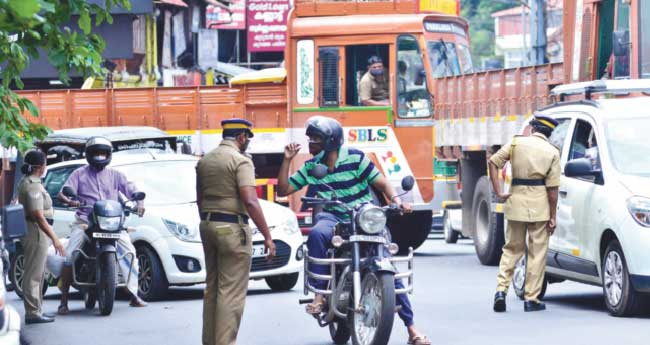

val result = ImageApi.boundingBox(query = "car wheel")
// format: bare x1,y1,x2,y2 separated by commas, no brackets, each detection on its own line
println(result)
512,255,547,301
265,272,299,291
602,240,642,317
9,247,48,299
136,245,168,301
443,211,459,244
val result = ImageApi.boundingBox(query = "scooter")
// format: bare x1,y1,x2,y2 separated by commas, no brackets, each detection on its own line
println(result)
61,186,145,316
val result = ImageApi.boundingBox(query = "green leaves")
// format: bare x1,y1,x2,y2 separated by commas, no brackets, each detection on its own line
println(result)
0,0,132,152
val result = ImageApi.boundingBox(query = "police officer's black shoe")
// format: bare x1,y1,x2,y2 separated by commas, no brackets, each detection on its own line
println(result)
493,291,506,312
25,315,55,324
524,301,546,312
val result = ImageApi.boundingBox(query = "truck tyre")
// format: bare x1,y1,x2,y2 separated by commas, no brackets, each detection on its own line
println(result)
472,176,504,265
443,210,459,244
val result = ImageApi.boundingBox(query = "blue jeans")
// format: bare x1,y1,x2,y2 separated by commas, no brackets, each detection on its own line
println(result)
306,212,415,327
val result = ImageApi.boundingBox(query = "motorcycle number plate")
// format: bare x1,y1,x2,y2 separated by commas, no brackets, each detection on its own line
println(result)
92,233,121,239
349,235,386,244
251,244,267,258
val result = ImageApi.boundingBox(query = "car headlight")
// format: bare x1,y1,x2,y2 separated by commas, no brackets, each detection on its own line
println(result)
357,205,386,234
628,196,650,227
96,216,122,231
163,219,200,242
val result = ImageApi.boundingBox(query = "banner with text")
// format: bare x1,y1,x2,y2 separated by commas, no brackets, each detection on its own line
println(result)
247,0,290,52
206,1,246,30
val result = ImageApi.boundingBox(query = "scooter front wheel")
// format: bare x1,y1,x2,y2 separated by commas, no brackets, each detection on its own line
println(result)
349,271,395,345
97,252,117,316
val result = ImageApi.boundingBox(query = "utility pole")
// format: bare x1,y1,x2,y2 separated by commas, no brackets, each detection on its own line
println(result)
529,0,547,65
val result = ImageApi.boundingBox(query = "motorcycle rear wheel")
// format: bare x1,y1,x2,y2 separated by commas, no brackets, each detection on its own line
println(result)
349,271,395,345
97,252,117,316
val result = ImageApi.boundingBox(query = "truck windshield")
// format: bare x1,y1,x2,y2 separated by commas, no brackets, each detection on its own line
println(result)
640,0,650,78
426,40,461,78
606,117,650,176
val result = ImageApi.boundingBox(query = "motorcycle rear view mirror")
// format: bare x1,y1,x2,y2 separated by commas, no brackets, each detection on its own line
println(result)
401,176,415,192
132,192,146,201
61,186,77,198
309,164,328,180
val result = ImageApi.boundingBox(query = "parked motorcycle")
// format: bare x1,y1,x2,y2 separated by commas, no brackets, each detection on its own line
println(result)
299,164,415,345
61,186,144,316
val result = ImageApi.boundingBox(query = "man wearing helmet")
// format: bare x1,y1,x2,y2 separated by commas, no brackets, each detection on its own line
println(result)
489,114,561,313
277,116,431,345
56,137,148,314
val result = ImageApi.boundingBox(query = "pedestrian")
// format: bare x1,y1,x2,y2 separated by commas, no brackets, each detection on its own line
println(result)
17,150,66,324
489,114,561,312
196,118,276,345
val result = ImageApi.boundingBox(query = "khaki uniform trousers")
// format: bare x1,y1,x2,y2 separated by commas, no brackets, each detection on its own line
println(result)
496,220,549,302
200,219,252,345
22,221,49,318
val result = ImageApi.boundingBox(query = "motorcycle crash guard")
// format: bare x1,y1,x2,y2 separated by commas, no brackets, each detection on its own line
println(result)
360,257,395,275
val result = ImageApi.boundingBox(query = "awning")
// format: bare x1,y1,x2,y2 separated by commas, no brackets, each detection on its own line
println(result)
156,0,188,7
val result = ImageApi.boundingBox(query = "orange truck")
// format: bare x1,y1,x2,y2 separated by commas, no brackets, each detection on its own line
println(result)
13,0,469,251
433,0,650,265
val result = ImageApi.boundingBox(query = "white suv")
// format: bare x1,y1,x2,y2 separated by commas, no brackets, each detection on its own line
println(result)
11,151,304,301
511,81,650,316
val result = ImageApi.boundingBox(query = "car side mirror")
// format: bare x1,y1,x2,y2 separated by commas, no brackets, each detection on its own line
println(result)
401,176,415,192
564,158,596,178
613,30,630,57
309,164,328,180
132,192,146,201
61,186,77,198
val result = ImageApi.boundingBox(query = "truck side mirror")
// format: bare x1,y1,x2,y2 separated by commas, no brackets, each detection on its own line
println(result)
414,68,426,86
613,30,630,57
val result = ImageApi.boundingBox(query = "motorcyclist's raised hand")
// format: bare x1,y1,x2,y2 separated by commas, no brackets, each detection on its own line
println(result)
264,238,276,262
284,143,301,160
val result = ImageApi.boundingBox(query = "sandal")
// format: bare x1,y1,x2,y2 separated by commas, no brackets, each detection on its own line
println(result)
407,335,431,345
57,304,69,315
305,300,325,315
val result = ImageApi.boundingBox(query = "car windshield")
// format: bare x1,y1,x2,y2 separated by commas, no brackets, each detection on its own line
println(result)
115,160,197,205
606,117,650,176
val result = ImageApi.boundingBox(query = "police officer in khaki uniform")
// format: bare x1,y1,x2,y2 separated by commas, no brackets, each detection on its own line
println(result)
359,55,390,106
17,150,66,324
489,115,560,312
196,119,276,345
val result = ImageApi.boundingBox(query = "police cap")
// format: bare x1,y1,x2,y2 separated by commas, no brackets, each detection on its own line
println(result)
530,114,559,130
221,118,254,138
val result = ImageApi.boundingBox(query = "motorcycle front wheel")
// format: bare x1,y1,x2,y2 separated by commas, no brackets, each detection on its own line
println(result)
348,272,395,345
330,317,351,345
97,252,117,316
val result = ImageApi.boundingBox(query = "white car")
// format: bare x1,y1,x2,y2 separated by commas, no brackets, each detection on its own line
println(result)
510,81,650,316
12,151,304,301
0,252,20,345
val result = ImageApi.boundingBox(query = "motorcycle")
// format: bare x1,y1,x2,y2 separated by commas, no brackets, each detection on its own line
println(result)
61,186,145,316
299,164,415,345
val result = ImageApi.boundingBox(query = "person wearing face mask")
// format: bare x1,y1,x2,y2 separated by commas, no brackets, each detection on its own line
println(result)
55,136,148,314
17,150,66,324
195,118,275,345
359,55,390,106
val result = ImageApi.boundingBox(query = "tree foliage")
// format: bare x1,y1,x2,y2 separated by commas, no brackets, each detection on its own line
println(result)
461,0,512,69
0,0,131,153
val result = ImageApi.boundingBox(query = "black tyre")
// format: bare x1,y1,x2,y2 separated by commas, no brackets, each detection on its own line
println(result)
97,252,117,316
84,287,97,309
137,245,168,301
443,211,459,244
10,248,48,299
349,272,395,345
602,240,642,316
471,176,504,265
329,318,351,345
512,256,547,300
265,272,299,291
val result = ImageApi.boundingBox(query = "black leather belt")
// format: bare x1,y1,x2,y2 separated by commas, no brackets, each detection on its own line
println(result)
512,178,545,186
200,212,249,224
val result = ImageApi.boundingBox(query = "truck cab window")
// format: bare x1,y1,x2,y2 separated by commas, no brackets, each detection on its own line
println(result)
426,40,461,78
345,44,389,106
397,35,432,118
614,0,631,79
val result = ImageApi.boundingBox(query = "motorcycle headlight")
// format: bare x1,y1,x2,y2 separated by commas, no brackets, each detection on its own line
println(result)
357,205,387,234
96,216,122,231
627,196,650,227
163,219,200,242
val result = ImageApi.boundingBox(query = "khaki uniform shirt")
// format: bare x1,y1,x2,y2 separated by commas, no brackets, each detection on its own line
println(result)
17,175,53,219
490,133,561,222
196,140,256,216
359,71,389,103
